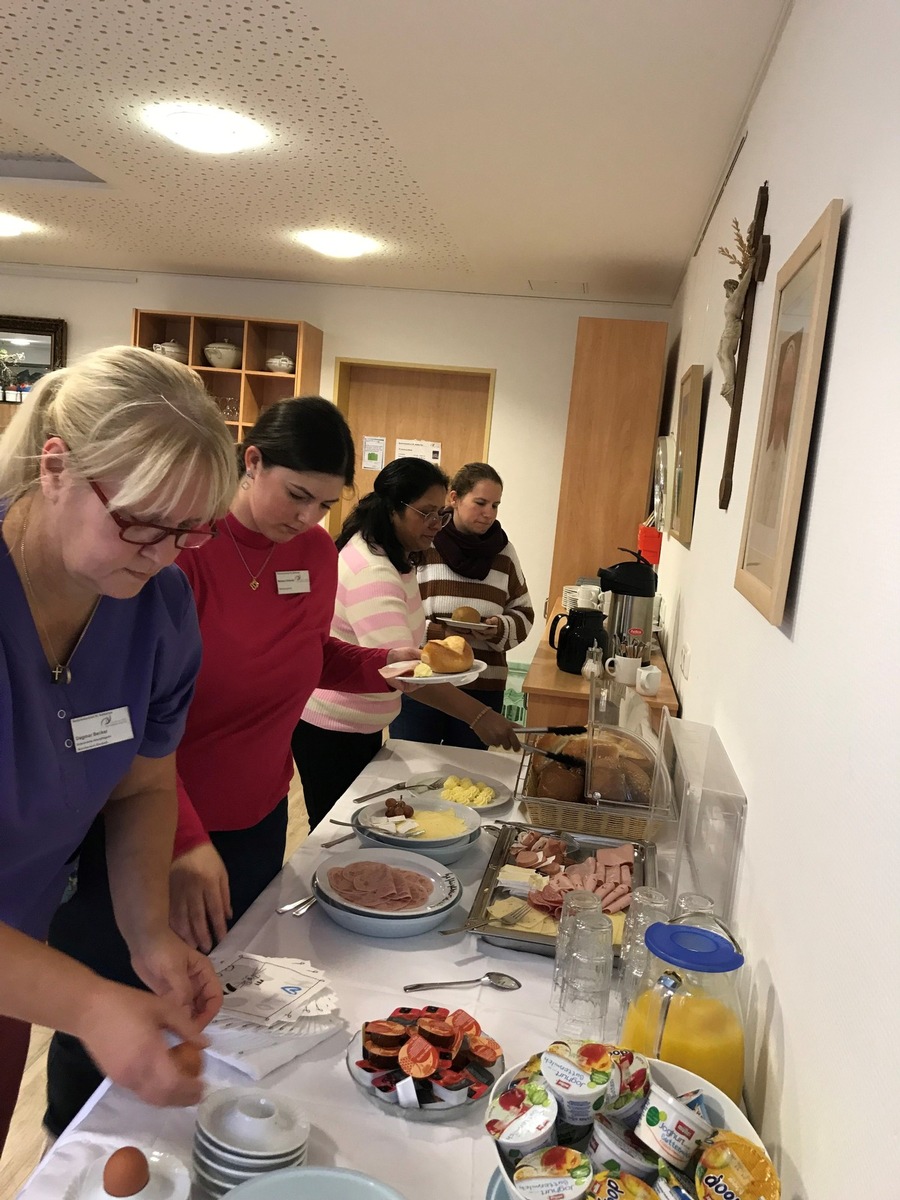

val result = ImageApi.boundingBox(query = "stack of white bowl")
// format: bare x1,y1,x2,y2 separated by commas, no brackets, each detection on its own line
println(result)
193,1086,309,1197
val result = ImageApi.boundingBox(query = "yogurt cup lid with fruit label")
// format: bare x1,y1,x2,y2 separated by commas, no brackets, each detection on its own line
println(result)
513,1147,594,1200
587,1170,657,1199
695,1132,781,1200
634,1081,713,1170
486,1078,558,1148
602,1051,651,1120
587,1114,658,1180
541,1041,614,1097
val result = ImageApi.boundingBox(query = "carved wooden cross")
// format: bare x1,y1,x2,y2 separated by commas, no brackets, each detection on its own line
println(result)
719,182,771,510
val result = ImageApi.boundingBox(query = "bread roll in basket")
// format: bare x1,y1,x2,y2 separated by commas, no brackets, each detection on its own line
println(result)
420,635,474,674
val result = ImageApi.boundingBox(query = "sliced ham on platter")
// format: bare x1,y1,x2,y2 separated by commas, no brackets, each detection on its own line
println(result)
327,860,434,912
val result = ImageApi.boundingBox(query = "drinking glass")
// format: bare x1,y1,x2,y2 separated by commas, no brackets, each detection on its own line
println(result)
555,908,613,1041
550,891,605,1010
619,886,669,1005
674,892,715,920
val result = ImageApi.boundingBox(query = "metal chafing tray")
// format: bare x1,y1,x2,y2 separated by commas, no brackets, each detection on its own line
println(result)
464,821,657,958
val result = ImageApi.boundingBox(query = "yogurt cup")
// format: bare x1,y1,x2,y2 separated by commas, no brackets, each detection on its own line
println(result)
513,1146,594,1200
695,1132,781,1200
486,1075,559,1167
588,1170,658,1199
634,1081,714,1169
602,1051,652,1129
587,1114,659,1181
541,1041,615,1127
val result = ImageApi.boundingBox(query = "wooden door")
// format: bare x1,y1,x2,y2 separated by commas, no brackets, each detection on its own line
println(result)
547,318,668,607
333,361,494,529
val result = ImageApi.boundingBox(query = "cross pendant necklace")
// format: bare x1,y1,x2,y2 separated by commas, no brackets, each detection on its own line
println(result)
19,503,101,685
225,520,276,591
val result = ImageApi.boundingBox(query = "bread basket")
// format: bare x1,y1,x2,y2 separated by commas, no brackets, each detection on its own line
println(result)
514,726,674,839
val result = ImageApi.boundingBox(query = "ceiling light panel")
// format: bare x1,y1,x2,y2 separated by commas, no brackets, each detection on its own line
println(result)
0,213,40,237
142,103,269,153
0,0,468,278
294,229,381,258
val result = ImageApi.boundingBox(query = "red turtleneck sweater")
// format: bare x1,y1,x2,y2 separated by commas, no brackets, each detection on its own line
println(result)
172,513,390,856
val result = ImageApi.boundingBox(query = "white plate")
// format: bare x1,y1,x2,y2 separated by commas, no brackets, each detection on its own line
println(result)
226,1167,409,1200
345,1028,504,1121
380,659,488,686
79,1149,190,1200
355,795,482,845
440,617,494,633
314,847,461,915
405,770,515,813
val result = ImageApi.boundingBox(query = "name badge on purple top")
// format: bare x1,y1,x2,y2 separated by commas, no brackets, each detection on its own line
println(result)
71,706,135,753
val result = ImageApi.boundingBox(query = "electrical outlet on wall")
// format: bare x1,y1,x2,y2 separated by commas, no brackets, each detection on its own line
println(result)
680,643,691,679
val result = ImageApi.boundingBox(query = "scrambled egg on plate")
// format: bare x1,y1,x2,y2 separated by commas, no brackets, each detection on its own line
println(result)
441,775,496,806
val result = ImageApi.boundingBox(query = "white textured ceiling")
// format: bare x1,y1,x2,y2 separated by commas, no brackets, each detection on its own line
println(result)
0,0,788,303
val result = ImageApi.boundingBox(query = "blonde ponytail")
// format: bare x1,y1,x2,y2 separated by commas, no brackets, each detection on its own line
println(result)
0,369,67,503
0,346,237,520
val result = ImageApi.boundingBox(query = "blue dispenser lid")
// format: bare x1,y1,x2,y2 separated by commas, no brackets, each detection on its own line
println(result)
644,922,744,973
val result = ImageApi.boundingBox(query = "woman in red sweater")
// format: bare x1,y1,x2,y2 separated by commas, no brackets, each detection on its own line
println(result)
44,397,417,1135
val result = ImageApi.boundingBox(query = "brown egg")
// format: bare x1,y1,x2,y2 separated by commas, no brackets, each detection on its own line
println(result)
102,1146,150,1197
169,1040,204,1078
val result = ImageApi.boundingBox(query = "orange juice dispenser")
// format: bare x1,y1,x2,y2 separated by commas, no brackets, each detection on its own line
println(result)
619,921,746,1103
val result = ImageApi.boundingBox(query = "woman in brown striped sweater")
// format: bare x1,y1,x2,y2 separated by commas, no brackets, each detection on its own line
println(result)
389,462,533,749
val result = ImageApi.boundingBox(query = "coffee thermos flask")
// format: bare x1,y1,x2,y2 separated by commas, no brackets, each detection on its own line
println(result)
599,549,657,666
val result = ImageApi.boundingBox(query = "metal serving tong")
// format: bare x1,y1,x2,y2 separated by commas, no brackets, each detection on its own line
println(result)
521,744,586,770
517,725,587,735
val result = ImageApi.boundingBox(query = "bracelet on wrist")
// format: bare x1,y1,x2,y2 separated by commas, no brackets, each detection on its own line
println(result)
469,704,491,730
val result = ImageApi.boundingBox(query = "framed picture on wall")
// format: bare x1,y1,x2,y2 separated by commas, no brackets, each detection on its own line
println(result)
670,364,704,547
734,198,843,625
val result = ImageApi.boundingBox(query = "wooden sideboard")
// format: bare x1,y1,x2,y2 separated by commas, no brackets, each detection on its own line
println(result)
522,602,679,733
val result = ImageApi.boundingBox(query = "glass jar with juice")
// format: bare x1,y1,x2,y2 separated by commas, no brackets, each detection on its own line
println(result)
619,922,745,1103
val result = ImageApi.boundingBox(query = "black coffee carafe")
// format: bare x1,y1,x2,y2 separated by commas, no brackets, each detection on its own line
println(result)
549,607,609,675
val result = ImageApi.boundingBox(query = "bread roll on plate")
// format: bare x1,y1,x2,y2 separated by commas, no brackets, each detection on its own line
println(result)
420,635,474,674
451,605,482,624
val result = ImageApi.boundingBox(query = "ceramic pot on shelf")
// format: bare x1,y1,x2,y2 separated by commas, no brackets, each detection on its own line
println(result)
203,339,242,369
151,340,188,363
265,353,295,374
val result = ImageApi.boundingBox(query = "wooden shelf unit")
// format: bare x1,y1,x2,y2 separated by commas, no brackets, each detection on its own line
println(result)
132,309,323,442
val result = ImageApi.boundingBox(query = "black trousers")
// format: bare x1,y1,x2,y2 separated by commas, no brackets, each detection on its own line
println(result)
389,687,505,750
291,720,383,831
44,797,288,1137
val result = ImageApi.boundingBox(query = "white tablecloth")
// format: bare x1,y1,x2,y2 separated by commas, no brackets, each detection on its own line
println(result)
19,741,561,1200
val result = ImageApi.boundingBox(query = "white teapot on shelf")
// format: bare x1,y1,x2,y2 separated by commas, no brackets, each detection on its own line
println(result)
151,340,188,363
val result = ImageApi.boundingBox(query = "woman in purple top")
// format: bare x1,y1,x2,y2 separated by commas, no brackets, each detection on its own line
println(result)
0,346,236,1154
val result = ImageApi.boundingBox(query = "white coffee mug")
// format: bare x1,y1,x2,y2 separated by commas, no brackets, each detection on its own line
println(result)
636,665,662,696
576,584,600,609
605,655,640,686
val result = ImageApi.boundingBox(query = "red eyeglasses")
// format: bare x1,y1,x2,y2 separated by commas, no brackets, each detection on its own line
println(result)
89,480,218,549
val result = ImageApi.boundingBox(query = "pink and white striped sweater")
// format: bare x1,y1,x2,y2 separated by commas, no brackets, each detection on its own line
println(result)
302,533,426,733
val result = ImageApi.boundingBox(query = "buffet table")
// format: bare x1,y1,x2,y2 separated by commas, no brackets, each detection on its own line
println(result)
19,741,563,1200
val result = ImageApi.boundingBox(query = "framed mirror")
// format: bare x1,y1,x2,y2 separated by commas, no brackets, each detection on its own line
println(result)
0,315,67,407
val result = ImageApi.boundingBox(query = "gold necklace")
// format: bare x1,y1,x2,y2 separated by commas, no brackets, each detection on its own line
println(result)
18,503,102,685
224,520,276,591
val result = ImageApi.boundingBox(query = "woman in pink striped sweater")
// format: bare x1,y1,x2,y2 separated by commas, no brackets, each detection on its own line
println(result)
296,458,520,828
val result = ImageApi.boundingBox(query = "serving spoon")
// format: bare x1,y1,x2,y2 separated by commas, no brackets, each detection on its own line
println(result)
403,970,521,993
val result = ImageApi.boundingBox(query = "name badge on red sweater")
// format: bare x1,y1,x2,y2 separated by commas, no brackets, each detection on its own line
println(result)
276,569,311,595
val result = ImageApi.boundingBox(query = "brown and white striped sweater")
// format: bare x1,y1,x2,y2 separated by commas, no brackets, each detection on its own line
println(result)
415,542,534,691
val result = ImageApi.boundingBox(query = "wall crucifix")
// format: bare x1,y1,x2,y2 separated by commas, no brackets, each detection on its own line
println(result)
717,182,771,509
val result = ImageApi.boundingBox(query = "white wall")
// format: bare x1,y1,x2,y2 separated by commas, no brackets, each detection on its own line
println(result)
657,0,900,1191
1,270,668,664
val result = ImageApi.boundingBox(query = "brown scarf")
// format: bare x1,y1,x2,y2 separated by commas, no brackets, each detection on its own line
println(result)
432,519,508,581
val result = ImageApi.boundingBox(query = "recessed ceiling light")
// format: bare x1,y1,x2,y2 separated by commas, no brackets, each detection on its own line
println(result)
0,213,40,237
142,102,269,154
293,229,381,259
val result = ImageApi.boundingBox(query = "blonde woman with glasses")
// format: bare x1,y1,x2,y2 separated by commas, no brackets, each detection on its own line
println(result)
0,346,236,1155
296,457,521,829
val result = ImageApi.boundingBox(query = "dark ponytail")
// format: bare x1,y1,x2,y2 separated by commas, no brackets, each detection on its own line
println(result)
337,457,448,574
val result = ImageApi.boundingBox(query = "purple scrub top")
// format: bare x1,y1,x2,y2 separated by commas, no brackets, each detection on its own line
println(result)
0,526,201,940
